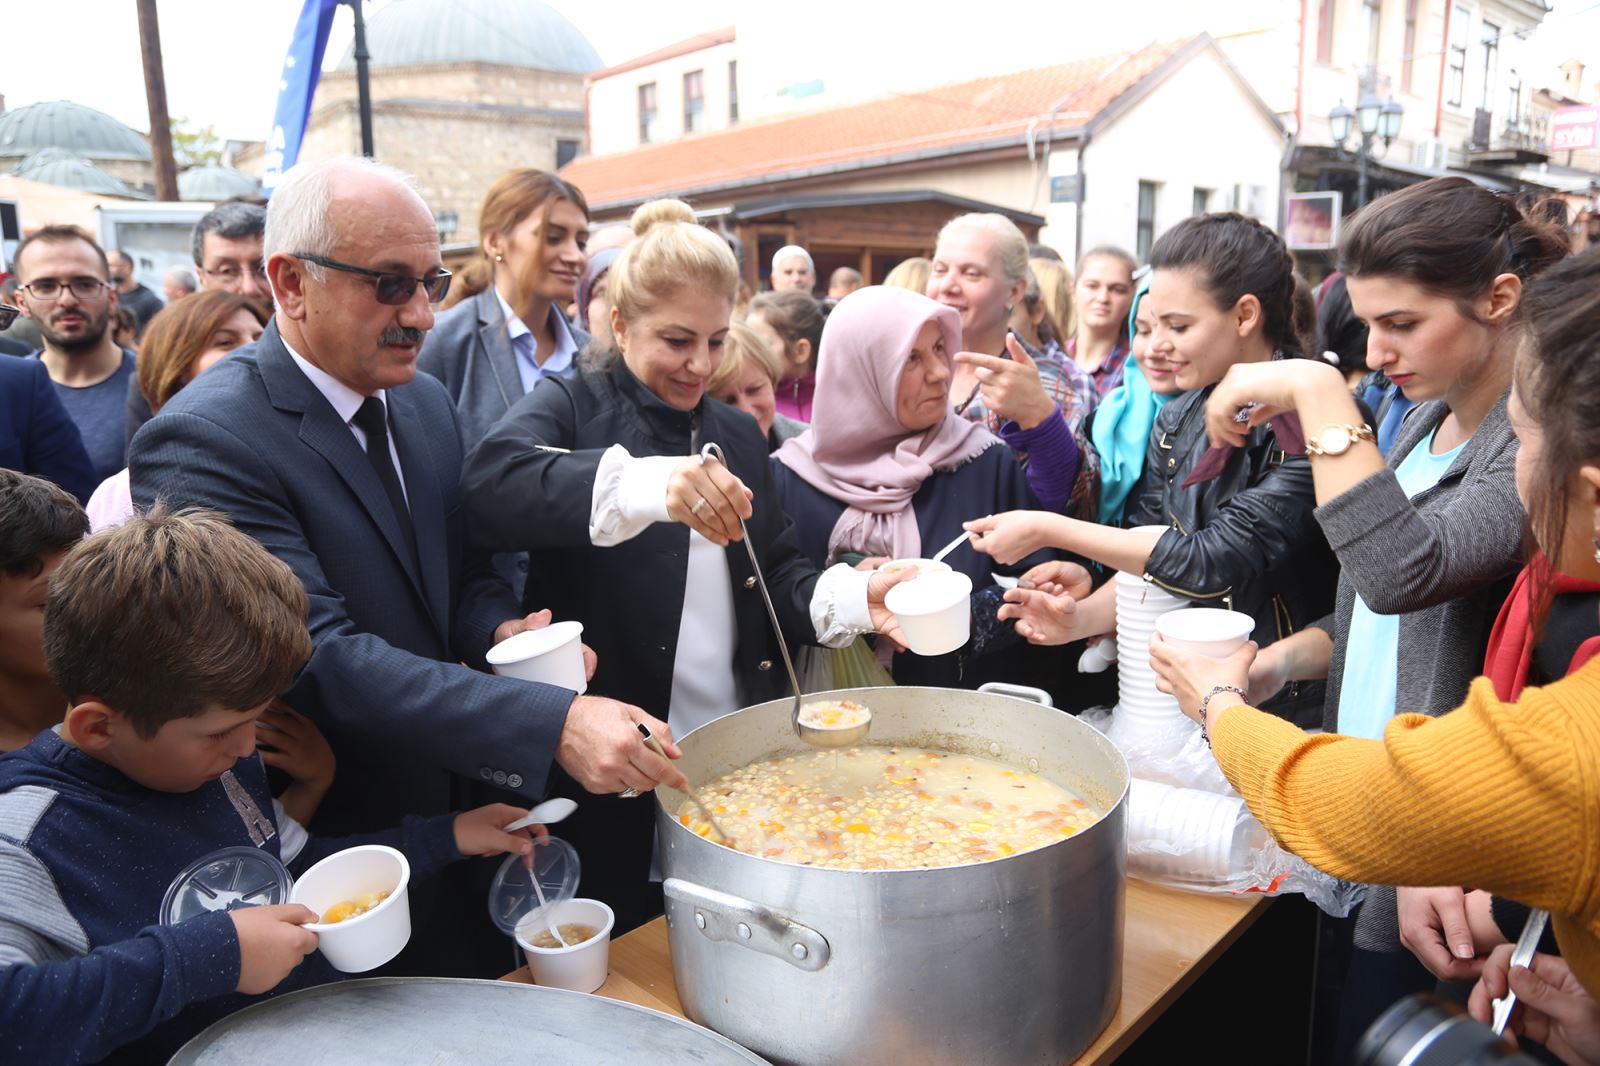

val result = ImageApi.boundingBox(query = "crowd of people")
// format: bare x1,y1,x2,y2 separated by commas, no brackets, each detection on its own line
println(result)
0,153,1597,1064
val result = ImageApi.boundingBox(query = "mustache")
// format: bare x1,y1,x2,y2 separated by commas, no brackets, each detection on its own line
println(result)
378,326,426,346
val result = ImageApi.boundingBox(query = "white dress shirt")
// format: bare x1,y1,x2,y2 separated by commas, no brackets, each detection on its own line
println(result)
495,287,579,394
285,341,408,506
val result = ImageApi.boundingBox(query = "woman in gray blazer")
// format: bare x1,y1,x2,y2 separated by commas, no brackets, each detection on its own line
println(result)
1198,176,1570,1057
418,170,592,451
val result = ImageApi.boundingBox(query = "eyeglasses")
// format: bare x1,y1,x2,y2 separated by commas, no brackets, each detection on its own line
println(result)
293,252,452,306
201,262,269,284
20,277,111,302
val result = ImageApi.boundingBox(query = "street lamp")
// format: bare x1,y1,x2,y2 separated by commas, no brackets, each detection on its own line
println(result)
1330,88,1404,208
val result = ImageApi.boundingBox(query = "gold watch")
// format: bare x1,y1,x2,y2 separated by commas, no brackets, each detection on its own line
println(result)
1305,423,1375,458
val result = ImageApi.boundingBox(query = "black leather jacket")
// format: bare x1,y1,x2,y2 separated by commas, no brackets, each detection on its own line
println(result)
1125,386,1337,724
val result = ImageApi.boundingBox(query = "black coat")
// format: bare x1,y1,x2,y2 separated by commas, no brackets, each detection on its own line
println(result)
1125,385,1337,724
462,356,818,930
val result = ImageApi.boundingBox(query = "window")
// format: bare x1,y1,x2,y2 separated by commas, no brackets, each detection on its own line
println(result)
1507,73,1522,130
1446,7,1469,107
638,82,658,144
1136,181,1158,262
1192,187,1211,216
1317,0,1335,63
1402,0,1420,92
683,69,705,134
1480,21,1499,111
728,60,739,123
1363,0,1383,64
555,139,580,170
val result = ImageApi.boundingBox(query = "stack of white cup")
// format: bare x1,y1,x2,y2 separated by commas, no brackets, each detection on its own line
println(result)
1127,778,1263,883
1110,561,1191,744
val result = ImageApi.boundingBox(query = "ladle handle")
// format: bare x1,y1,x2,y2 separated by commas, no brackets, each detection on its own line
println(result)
699,442,803,708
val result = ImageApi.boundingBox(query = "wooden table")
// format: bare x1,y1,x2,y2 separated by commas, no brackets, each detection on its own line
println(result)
503,878,1269,1064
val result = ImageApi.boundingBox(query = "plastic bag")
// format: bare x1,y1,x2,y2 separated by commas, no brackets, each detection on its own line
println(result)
797,636,895,692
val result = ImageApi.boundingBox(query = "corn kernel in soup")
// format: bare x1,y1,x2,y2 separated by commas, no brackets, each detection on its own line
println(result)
676,745,1098,870
320,890,390,924
797,698,870,730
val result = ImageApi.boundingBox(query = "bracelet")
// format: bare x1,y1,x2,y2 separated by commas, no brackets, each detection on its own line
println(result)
1197,685,1249,748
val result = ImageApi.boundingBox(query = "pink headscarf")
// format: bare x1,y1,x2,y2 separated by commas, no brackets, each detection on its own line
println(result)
775,286,998,563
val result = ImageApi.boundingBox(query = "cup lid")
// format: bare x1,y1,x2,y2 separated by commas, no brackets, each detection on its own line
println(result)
486,621,585,666
486,835,581,935
161,846,292,926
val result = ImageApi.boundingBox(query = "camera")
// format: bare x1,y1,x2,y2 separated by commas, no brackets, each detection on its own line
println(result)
1354,994,1544,1066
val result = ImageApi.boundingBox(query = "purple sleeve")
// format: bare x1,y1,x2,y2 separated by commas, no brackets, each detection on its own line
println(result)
998,407,1078,514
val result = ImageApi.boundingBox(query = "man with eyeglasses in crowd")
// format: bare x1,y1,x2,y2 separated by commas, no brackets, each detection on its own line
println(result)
129,155,687,977
105,249,166,338
11,226,136,483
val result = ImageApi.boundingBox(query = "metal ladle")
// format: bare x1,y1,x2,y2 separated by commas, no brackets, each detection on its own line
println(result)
698,442,870,748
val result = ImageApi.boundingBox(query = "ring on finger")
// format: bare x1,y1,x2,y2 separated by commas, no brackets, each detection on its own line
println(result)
619,787,641,799
691,497,708,517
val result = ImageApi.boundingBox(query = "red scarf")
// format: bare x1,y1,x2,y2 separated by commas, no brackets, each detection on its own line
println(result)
1483,553,1600,700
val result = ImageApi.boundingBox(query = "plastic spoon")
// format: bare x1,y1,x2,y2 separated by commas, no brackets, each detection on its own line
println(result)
501,797,579,835
928,529,974,565
1491,908,1550,1035
527,858,568,948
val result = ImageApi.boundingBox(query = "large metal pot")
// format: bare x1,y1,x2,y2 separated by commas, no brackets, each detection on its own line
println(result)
655,684,1129,1066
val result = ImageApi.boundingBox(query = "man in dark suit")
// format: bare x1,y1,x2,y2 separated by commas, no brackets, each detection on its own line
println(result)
128,156,686,974
0,353,97,503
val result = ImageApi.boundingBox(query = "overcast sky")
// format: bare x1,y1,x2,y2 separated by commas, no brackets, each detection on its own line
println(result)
4,0,1596,144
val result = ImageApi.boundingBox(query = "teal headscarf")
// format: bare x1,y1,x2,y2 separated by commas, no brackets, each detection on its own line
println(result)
1090,274,1174,525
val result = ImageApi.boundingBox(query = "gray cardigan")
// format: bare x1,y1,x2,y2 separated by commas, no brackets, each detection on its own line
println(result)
1311,391,1524,952
417,287,591,451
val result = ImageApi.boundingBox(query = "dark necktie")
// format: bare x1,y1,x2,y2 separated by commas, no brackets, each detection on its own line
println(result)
351,396,418,565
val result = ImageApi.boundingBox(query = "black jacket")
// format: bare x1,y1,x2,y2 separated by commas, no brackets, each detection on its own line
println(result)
1125,386,1337,724
462,357,819,931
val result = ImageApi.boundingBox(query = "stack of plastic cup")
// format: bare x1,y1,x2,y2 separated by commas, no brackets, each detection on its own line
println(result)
1110,559,1191,745
1126,778,1260,883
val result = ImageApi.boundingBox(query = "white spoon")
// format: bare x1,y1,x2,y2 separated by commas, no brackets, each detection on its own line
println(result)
929,530,974,565
501,796,578,834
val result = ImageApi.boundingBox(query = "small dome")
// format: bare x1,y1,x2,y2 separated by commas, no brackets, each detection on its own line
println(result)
335,0,602,74
178,164,261,202
11,148,138,198
0,100,152,162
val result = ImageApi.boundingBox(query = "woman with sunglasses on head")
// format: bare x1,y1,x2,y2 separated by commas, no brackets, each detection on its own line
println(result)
462,200,911,934
965,212,1337,726
418,170,591,452
1150,245,1600,1064
1186,177,1570,1054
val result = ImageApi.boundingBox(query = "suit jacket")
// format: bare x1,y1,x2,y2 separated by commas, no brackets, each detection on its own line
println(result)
417,287,591,452
0,353,97,503
127,321,574,838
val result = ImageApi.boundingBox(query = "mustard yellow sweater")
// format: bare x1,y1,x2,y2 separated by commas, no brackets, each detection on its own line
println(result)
1213,655,1600,996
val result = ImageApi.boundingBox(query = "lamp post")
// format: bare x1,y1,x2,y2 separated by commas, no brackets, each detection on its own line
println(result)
346,0,374,157
1330,87,1404,208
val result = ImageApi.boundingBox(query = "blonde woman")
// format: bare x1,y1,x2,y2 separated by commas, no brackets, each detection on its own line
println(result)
707,321,807,451
463,200,910,933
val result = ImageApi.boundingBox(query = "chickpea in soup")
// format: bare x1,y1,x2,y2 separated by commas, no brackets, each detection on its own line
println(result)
320,889,390,924
676,745,1098,869
527,922,601,950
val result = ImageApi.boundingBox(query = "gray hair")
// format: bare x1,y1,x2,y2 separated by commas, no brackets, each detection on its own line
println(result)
263,156,424,284
164,266,198,294
191,201,267,267
935,212,1029,286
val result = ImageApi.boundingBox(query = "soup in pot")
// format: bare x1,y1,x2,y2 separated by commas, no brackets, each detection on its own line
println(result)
675,745,1099,869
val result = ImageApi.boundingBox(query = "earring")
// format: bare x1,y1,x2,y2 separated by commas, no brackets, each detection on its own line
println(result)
495,254,504,263
1593,538,1599,564
1006,304,1014,313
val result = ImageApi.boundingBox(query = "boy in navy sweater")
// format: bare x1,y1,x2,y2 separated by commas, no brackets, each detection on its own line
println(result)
0,505,539,1064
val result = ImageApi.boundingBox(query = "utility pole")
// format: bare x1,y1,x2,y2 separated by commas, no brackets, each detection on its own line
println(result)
347,0,375,157
135,0,179,201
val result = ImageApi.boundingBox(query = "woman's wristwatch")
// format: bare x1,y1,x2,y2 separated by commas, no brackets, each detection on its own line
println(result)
1305,423,1375,459
1198,684,1249,747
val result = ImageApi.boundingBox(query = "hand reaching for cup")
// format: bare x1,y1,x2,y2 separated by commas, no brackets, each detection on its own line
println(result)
667,452,753,547
496,608,598,681
1148,635,1257,722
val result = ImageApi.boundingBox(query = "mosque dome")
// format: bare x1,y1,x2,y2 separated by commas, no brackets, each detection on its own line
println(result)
0,100,152,162
335,0,603,74
178,163,261,202
11,148,139,198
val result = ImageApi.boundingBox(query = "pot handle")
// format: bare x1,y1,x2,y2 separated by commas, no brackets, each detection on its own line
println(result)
977,681,1054,707
663,877,830,973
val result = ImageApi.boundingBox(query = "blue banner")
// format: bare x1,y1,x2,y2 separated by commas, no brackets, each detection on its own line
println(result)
261,0,342,195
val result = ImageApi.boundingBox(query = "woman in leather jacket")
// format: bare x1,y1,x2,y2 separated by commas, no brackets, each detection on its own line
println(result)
463,199,909,932
963,212,1336,725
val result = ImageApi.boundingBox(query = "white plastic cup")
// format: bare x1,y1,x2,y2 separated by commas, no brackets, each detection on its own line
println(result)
878,558,953,577
487,620,587,694
1155,608,1256,659
515,897,615,993
885,570,973,656
291,845,411,973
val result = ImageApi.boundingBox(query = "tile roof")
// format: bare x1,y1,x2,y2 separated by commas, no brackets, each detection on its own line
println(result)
588,27,737,81
562,38,1191,210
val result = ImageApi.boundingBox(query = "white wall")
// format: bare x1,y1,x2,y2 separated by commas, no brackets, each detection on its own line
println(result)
588,40,739,156
1043,48,1284,261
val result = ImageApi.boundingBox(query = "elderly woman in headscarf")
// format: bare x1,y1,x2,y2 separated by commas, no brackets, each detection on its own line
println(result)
771,286,1058,689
